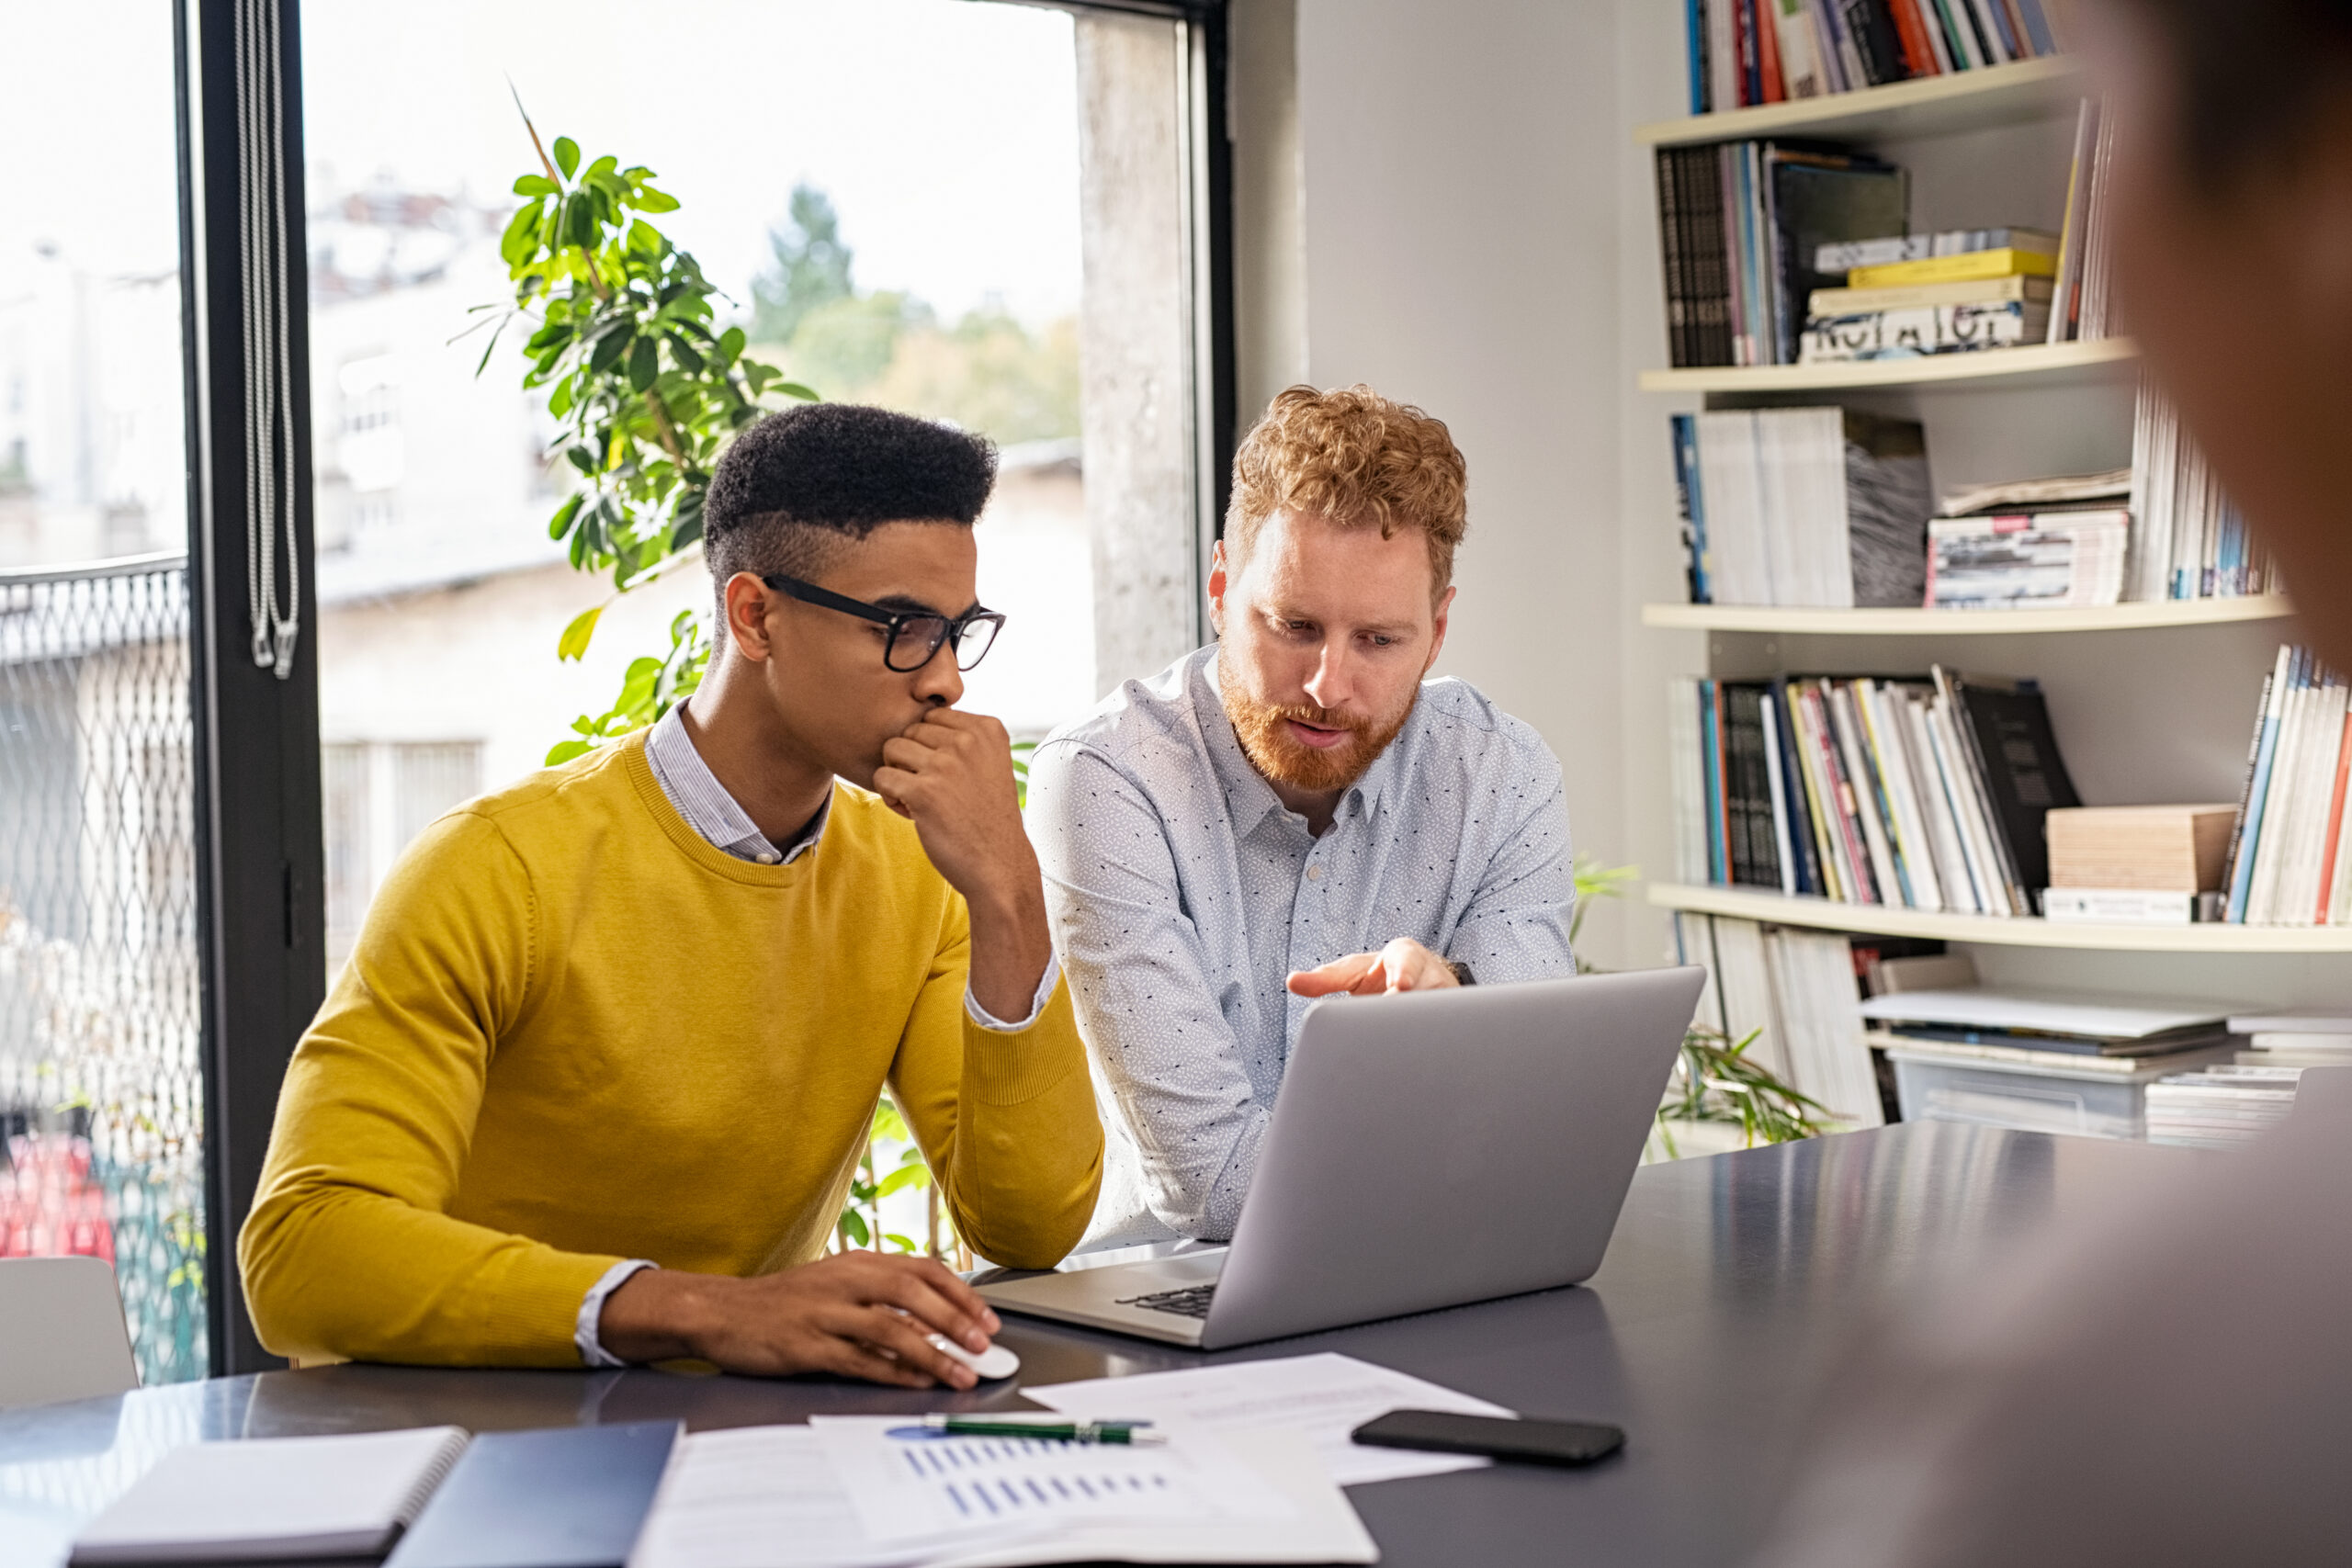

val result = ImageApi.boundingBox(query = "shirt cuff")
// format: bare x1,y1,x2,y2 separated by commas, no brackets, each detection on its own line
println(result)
575,1258,658,1368
965,952,1062,1033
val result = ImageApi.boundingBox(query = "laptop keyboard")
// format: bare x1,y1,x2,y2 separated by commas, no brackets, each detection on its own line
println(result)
1115,1284,1217,1319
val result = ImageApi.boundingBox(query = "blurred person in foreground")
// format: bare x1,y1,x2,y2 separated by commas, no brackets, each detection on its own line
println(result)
1026,385,1577,1246
1751,4,2352,1564
241,405,1101,1388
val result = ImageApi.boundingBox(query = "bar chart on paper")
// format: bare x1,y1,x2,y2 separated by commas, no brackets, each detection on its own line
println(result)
814,1418,1295,1543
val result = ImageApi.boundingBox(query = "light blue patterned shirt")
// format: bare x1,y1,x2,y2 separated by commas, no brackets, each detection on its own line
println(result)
1027,646,1576,1246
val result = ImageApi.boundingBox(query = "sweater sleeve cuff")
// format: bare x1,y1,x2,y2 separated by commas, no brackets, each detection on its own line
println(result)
961,975,1086,1105
575,1258,657,1368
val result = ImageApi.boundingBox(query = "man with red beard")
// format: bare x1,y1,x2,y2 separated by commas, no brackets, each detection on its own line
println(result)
1026,384,1576,1245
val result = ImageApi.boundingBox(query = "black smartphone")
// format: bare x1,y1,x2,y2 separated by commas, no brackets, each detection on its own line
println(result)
1351,1408,1625,1468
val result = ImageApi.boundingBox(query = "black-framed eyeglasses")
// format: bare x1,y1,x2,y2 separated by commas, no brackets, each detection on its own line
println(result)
763,573,1007,672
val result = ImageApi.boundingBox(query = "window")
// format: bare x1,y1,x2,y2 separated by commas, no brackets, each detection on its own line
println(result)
322,741,485,968
0,2,206,1382
296,0,1227,1266
300,0,1220,912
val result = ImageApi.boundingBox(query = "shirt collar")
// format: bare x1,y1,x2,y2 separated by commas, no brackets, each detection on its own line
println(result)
644,703,830,864
1193,646,1404,833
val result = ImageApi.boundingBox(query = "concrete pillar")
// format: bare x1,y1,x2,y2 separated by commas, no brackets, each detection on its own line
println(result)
1075,12,1204,694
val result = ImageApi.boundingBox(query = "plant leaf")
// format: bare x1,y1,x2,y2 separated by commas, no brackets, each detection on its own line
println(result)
876,1164,930,1198
628,334,659,392
546,739,592,766
546,492,583,541
499,202,543,267
557,604,603,661
513,174,560,197
552,135,580,179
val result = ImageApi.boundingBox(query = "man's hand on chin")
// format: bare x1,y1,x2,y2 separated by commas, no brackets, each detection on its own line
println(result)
1287,937,1462,998
594,1252,1001,1389
870,705,1054,1021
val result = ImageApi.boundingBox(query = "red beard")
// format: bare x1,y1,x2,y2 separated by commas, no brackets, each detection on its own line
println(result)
1220,673,1414,795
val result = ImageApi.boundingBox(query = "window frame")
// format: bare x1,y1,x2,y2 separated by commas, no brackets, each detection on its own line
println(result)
174,0,1236,1373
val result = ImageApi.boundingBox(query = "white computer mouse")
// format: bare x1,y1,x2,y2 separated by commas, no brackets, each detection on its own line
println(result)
929,1333,1021,1381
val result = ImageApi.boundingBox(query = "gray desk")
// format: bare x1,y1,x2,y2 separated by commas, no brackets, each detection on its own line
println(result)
0,1123,2198,1567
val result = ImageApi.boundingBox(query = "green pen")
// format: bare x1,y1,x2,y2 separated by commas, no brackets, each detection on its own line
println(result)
918,1416,1165,1446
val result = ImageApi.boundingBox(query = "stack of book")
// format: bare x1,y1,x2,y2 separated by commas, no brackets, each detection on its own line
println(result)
1801,231,2057,362
2218,648,2352,925
1668,666,2080,917
2042,804,2235,925
2144,1065,2302,1148
2128,385,2271,601
1670,911,1887,1127
1654,141,1907,368
1681,0,2067,115
1668,408,1930,605
2227,1011,2352,1063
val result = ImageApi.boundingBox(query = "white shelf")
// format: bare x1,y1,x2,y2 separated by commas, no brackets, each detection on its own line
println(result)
1638,337,2136,395
1634,57,2083,147
1649,882,2352,953
1641,596,2295,636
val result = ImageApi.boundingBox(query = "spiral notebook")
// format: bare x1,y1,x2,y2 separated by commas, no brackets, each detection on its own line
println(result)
72,1427,470,1563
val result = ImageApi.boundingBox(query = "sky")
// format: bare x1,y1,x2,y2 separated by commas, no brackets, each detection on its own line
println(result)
5,0,1084,323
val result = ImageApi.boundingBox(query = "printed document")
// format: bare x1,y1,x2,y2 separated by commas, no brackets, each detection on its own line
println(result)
808,1416,1293,1542
628,1422,1374,1568
1025,1351,1515,1486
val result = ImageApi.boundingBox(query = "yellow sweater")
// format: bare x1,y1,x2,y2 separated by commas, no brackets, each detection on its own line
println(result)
239,732,1102,1367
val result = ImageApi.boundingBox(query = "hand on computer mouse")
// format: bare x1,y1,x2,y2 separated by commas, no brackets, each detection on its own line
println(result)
928,1333,1021,1380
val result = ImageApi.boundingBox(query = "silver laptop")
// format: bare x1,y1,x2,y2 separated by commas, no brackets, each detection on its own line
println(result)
978,965,1706,1349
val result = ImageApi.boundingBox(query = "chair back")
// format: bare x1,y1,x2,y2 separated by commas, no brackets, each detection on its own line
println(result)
0,1256,140,1408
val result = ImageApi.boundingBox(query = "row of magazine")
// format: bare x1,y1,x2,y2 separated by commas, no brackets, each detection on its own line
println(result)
2224,647,2352,927
1669,395,2277,609
1668,667,2078,916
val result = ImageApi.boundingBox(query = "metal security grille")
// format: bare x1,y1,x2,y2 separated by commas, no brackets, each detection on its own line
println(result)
0,553,206,1384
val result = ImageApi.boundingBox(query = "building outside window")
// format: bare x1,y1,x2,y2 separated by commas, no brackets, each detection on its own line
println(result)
300,0,1212,981
0,0,206,1384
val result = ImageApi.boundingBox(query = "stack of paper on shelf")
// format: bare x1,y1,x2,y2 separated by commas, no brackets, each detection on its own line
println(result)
2218,648,2352,925
1669,407,1930,607
1672,912,1884,1127
1926,511,2128,610
2227,1012,2352,1061
2145,1065,2304,1148
2041,805,2237,924
1858,987,2239,1067
1668,667,2079,919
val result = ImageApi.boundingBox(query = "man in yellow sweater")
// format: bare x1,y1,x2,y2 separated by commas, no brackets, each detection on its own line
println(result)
240,404,1102,1389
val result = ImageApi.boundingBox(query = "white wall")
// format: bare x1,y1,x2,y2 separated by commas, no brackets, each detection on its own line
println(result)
1286,0,1637,964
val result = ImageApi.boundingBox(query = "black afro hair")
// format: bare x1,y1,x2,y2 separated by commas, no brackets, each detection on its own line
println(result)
702,403,997,584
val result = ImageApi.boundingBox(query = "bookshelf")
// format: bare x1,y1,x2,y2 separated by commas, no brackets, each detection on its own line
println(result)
1635,336,2135,394
1632,39,2347,1008
1634,57,2082,147
1649,883,2352,954
1641,595,2295,636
